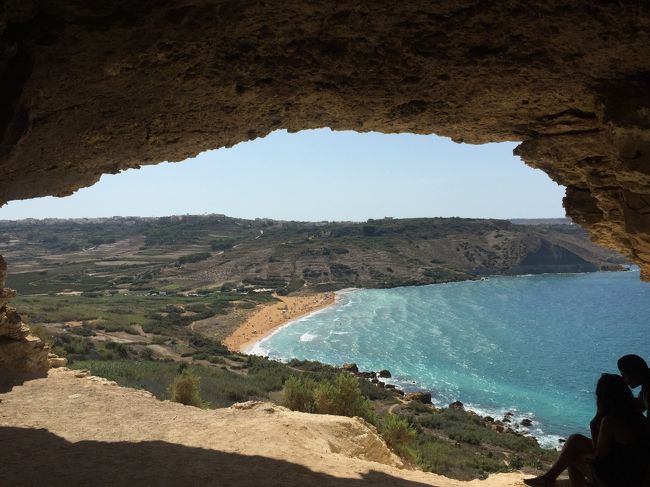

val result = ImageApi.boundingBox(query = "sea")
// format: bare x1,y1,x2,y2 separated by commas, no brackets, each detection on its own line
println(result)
248,269,650,448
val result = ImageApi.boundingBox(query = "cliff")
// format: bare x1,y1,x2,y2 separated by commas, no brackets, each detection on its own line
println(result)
0,368,535,486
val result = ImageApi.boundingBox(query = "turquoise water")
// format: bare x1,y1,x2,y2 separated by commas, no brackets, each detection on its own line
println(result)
250,270,650,447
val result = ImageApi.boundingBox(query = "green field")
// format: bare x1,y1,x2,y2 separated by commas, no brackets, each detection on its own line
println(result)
14,292,275,334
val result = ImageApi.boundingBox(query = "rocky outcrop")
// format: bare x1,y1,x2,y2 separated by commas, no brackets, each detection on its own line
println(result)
0,368,528,486
0,256,54,391
405,392,432,404
0,2,650,277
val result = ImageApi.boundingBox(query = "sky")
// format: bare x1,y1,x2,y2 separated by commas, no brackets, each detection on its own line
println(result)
0,129,566,222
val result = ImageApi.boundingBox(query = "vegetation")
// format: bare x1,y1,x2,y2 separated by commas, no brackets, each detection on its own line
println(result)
176,252,211,266
14,292,275,339
169,365,205,407
70,356,291,407
1,215,624,297
378,414,418,458
284,373,374,421
2,214,575,481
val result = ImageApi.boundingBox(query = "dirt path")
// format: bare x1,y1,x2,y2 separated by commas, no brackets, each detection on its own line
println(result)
0,370,534,486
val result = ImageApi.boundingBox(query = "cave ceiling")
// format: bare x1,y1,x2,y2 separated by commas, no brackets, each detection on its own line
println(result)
1,1,650,276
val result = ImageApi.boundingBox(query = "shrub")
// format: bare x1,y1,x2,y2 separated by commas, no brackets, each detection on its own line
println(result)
168,369,205,407
210,238,236,251
283,376,317,412
284,373,373,422
315,374,374,421
380,414,417,458
176,252,211,266
510,455,524,469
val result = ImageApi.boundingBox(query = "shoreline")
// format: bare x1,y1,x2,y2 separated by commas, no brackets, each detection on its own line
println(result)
223,291,339,353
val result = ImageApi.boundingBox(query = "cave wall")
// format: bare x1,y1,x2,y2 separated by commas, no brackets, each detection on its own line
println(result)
0,255,55,391
1,1,650,278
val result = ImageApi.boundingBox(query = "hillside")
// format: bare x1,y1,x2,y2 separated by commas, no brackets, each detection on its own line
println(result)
1,215,626,296
0,368,552,487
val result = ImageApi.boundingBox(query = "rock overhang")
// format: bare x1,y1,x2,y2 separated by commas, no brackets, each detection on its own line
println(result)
1,1,649,276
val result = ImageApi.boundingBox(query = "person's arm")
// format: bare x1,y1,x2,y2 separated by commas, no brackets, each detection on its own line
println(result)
594,416,615,458
590,412,602,449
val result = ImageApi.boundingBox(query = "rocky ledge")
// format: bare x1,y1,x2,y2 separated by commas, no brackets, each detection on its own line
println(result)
0,256,64,391
0,368,531,486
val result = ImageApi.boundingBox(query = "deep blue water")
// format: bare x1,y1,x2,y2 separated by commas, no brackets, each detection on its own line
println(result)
250,270,650,447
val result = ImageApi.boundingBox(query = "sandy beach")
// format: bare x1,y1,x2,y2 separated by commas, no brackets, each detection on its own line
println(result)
224,292,336,353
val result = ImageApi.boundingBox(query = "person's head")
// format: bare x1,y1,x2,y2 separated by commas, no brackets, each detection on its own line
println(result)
617,354,649,388
596,373,636,417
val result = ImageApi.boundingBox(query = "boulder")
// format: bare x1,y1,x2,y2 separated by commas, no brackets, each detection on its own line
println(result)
342,363,359,374
378,369,391,378
405,392,432,404
449,400,464,410
48,355,68,368
520,418,533,427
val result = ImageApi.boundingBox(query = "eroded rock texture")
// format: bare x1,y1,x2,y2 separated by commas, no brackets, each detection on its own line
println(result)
0,256,55,391
1,1,650,275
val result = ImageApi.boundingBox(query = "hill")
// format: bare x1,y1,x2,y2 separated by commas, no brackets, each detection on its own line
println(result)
1,215,627,296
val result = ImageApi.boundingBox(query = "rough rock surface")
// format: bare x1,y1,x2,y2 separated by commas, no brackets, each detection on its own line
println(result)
1,2,649,276
0,368,535,486
0,3,650,276
0,255,53,391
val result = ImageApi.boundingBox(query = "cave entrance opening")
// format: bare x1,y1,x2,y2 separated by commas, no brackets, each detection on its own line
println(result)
0,128,562,222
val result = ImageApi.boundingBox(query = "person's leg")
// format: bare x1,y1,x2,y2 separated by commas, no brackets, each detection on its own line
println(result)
524,434,593,486
567,452,592,487
546,434,593,479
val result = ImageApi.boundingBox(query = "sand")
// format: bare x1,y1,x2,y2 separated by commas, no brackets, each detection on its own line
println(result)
0,369,539,486
224,292,336,352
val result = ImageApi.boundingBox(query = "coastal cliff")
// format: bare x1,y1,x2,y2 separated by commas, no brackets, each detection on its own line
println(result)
0,368,535,487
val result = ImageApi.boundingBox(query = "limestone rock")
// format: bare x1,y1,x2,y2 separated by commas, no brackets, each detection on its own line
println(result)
0,2,650,276
48,356,68,368
405,392,432,404
0,257,51,389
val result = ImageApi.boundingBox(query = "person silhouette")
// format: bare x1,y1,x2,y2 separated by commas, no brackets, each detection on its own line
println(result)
617,354,650,423
524,374,648,487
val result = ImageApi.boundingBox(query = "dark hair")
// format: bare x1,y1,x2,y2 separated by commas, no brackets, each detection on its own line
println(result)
617,354,648,375
596,373,637,418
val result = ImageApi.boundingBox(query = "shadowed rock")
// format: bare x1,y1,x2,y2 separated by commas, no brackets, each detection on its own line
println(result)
0,2,649,276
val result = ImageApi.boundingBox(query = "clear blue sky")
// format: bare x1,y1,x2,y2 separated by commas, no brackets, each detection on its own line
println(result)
0,129,565,221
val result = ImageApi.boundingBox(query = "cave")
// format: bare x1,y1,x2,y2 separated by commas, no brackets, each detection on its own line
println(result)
1,2,650,384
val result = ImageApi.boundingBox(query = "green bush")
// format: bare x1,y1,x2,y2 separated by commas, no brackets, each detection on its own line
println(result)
284,376,316,412
315,374,374,421
284,373,373,422
176,252,211,266
380,414,417,458
169,368,205,407
210,238,236,251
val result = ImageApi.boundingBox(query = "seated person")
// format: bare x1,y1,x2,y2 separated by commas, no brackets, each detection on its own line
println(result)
618,354,650,422
524,373,648,487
